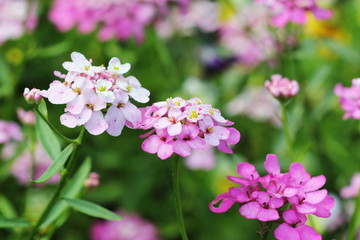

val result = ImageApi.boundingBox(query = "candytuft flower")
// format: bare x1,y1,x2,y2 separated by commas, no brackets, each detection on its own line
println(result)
23,88,43,104
138,97,240,160
36,52,149,136
334,78,360,120
265,74,300,99
209,154,334,240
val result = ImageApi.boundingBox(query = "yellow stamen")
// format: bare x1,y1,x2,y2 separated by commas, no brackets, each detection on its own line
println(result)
189,110,198,119
126,85,132,92
117,102,125,108
73,87,81,95
98,86,107,92
84,65,90,71
86,104,94,110
114,66,119,70
209,107,214,114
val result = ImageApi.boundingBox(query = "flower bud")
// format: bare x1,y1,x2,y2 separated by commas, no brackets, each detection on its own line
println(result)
265,74,299,100
23,88,42,104
84,172,100,190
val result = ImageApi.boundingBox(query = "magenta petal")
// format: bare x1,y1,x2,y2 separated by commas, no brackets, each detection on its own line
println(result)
264,154,280,175
258,208,280,222
85,111,108,135
157,142,174,160
226,128,240,144
312,8,332,20
272,12,291,27
173,140,192,157
217,140,233,154
297,203,316,214
274,223,300,240
297,225,322,240
153,117,170,129
282,209,300,225
305,189,327,204
209,193,235,213
303,175,326,192
141,135,160,154
237,162,259,180
239,202,261,219
291,9,307,25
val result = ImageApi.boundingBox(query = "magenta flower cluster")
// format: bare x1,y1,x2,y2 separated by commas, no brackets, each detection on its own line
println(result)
256,0,332,27
334,78,360,120
40,52,150,136
138,97,240,160
209,154,334,240
265,74,300,99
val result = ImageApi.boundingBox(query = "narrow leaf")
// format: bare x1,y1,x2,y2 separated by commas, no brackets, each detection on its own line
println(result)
35,101,61,160
0,195,17,218
32,144,74,184
40,157,92,228
0,218,31,228
63,198,121,221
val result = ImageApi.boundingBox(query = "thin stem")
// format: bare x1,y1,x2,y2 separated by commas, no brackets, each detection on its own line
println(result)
172,154,189,240
33,107,79,144
347,189,360,240
280,102,293,160
25,128,85,240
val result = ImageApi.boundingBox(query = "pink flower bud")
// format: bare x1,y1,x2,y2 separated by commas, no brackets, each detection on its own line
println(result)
265,74,300,99
23,88,42,104
84,172,100,190
17,108,35,125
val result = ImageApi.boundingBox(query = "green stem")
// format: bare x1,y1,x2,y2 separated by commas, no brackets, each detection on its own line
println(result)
172,155,189,240
347,190,360,240
33,107,79,144
280,102,293,160
25,128,85,240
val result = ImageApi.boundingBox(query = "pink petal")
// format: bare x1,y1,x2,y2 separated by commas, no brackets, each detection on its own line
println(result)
291,9,307,25
121,102,142,126
173,140,192,157
264,154,280,175
226,127,240,144
205,132,220,146
105,106,126,137
157,142,174,160
296,203,316,214
167,122,182,136
48,84,77,104
237,162,259,180
209,193,235,213
274,223,300,240
239,202,261,219
283,209,301,225
85,111,108,135
272,11,291,27
187,136,206,150
141,135,160,154
65,96,85,115
153,117,171,129
217,140,232,154
297,225,322,240
258,208,280,222
305,189,327,204
303,175,326,192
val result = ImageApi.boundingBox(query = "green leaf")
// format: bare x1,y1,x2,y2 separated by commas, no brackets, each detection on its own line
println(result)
32,144,74,184
35,101,61,160
0,195,17,218
40,157,92,228
63,198,121,221
0,217,32,228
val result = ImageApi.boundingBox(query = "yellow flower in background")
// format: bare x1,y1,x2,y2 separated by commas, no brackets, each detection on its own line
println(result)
5,47,24,65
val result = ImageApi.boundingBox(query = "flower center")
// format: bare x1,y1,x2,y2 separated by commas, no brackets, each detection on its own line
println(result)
114,66,119,70
84,65,91,71
126,85,132,92
73,87,81,95
86,104,94,110
98,86,107,92
174,101,181,106
117,102,125,108
206,127,213,134
189,110,198,119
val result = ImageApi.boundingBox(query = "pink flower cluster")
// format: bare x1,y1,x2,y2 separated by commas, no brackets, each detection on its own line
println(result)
340,172,360,199
91,211,160,240
0,0,38,45
265,74,300,99
334,78,360,120
219,3,280,66
2,143,59,185
0,120,23,144
39,52,150,136
138,97,240,160
256,0,333,27
49,0,168,43
209,154,334,240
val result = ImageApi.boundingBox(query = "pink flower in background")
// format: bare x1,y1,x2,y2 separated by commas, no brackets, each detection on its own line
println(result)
156,0,218,38
256,0,332,27
185,145,215,170
265,74,300,99
49,0,174,43
138,97,240,160
334,78,360,120
0,120,23,144
219,3,280,66
17,108,36,125
0,0,38,45
91,211,160,240
36,52,149,136
226,87,281,127
340,172,360,199
209,154,334,240
85,172,100,190
2,143,59,185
